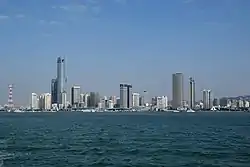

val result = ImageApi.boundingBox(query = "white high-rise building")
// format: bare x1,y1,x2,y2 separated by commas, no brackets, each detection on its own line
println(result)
84,93,90,108
39,93,52,110
132,93,140,107
108,100,114,109
31,93,39,109
156,96,168,109
61,91,67,108
245,101,249,108
44,93,51,110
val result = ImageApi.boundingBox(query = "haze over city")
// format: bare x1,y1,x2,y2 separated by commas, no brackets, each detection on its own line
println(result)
0,0,250,106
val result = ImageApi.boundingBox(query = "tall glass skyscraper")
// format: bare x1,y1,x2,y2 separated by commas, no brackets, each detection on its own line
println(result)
189,77,195,109
51,79,57,104
120,83,132,108
172,73,184,109
56,57,67,106
71,86,81,107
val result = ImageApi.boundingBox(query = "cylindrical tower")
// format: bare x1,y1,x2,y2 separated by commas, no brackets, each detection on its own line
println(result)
172,73,184,109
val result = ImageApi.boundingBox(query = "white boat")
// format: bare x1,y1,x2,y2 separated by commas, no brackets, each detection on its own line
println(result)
187,109,195,112
81,109,92,112
13,109,24,113
172,110,180,113
177,107,187,112
210,106,217,111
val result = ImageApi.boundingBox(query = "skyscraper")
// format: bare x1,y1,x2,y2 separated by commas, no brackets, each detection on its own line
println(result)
132,93,140,107
202,89,212,109
189,77,195,109
156,96,168,109
172,73,184,109
120,83,132,108
56,57,67,107
71,86,81,107
51,79,57,104
31,93,39,110
89,92,100,108
39,93,51,110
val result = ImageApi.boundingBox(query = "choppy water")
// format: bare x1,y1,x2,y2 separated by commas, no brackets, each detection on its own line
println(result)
0,112,250,167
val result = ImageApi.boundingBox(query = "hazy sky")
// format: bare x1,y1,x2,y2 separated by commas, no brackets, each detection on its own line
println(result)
0,0,250,106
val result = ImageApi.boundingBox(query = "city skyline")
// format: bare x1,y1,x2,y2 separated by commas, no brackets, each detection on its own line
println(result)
1,0,250,105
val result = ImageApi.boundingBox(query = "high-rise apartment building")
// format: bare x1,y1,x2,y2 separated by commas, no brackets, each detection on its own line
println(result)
202,89,212,109
51,79,57,104
189,77,195,109
39,93,52,110
89,92,100,108
120,83,132,108
56,57,67,106
132,93,140,107
31,93,39,110
139,96,144,106
156,96,168,109
71,86,81,107
172,73,184,109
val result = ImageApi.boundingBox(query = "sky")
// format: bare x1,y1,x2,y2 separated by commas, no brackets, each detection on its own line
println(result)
0,0,250,106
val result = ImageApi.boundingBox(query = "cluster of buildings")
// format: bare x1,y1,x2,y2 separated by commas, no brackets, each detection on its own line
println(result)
29,57,169,111
27,57,250,112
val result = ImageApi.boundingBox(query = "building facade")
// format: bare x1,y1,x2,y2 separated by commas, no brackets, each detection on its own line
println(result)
39,93,52,110
189,77,195,109
202,89,212,109
71,86,81,108
156,96,168,109
56,57,67,106
31,93,39,110
132,93,140,107
172,73,184,109
51,79,57,105
120,83,132,108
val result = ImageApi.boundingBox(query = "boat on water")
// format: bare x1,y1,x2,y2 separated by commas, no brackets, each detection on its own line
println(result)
177,107,187,112
186,109,196,112
210,106,217,111
172,110,180,113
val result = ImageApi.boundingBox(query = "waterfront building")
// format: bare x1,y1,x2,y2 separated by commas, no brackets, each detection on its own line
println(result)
245,101,249,108
139,96,144,106
89,92,100,108
39,93,51,110
213,98,220,107
109,96,117,105
189,77,195,109
172,73,184,109
56,57,67,106
202,90,212,109
31,93,39,110
71,86,81,108
238,99,244,108
132,93,140,107
51,79,57,105
116,97,120,108
108,100,114,109
61,91,67,108
151,97,157,106
120,83,132,108
84,93,90,108
156,96,168,109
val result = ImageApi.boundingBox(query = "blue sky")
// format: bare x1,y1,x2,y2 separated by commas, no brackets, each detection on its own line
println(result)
0,0,250,106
